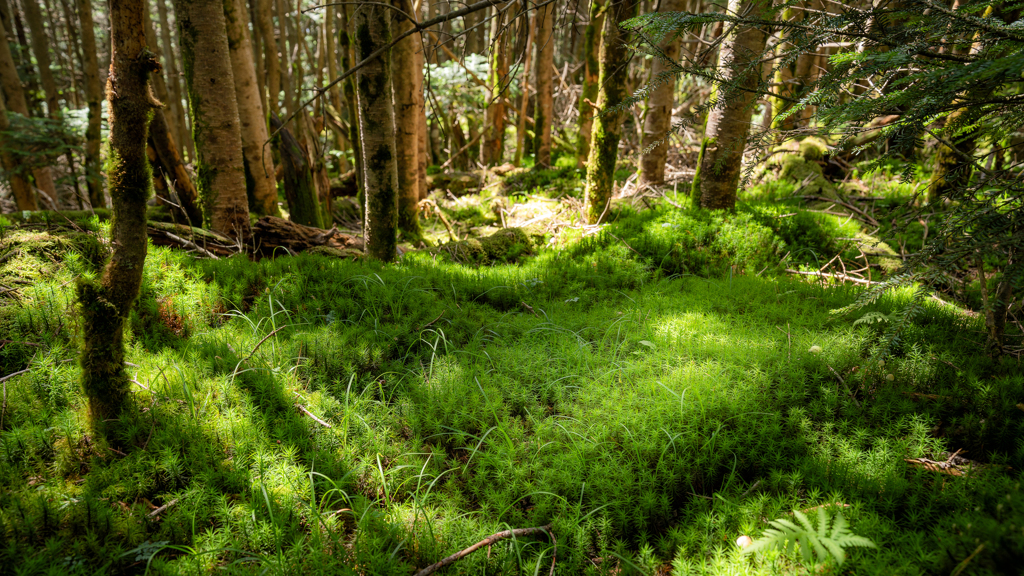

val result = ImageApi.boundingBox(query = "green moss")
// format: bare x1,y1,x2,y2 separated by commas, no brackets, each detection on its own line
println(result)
433,227,537,265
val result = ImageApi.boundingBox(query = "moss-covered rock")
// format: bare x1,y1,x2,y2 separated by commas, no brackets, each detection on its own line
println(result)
778,153,836,197
432,227,540,265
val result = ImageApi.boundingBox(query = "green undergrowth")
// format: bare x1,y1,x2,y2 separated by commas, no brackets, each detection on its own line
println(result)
0,205,1021,575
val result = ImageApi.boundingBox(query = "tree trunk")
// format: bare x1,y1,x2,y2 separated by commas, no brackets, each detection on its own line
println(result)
254,0,280,116
156,0,194,162
532,0,554,167
690,0,771,210
142,10,186,166
76,0,104,208
270,115,323,228
584,0,638,224
78,0,159,436
513,11,535,167
0,10,49,210
354,1,398,261
638,0,683,185
224,0,280,217
0,71,35,209
481,2,507,166
148,108,204,226
339,3,364,204
392,0,423,241
176,0,252,238
415,30,428,200
58,0,83,109
21,0,59,118
576,0,604,168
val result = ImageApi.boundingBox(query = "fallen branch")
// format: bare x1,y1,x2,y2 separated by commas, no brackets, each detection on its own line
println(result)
413,525,554,576
296,404,332,428
156,230,221,260
799,195,880,227
0,368,31,384
148,498,178,519
785,269,880,285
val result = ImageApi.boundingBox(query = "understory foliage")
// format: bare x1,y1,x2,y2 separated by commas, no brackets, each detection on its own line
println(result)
0,200,1022,574
625,0,1024,354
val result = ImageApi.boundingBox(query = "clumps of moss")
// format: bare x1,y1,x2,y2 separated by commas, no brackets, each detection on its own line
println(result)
433,227,538,265
766,137,837,197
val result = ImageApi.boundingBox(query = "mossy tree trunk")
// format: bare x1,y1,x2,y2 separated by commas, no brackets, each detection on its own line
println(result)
690,0,771,210
532,0,554,168
176,0,251,239
415,38,429,200
0,14,36,210
512,12,534,168
575,0,604,168
80,0,109,207
638,0,683,185
224,0,280,217
77,0,159,437
392,0,423,241
481,2,507,167
355,1,398,261
22,0,58,118
583,0,638,224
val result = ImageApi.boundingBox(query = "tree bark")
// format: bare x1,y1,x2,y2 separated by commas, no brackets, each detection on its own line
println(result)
224,0,280,217
481,2,507,166
690,0,771,210
415,23,428,200
576,0,604,168
638,0,684,185
176,0,252,239
78,0,159,437
532,0,554,167
354,1,398,261
339,3,364,204
513,11,534,167
392,0,423,241
583,0,638,224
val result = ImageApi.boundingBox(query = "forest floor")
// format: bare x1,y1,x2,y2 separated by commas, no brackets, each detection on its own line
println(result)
1,159,1022,575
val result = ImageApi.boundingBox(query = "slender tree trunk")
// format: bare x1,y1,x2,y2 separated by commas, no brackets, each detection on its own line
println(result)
339,3,364,203
143,10,185,165
354,1,398,261
0,70,35,209
176,0,252,238
148,109,203,225
576,0,604,168
690,0,771,210
415,23,429,200
22,0,59,117
532,0,554,167
270,115,323,227
513,11,534,167
393,0,423,240
156,0,194,162
254,0,280,116
78,0,159,437
224,0,280,216
638,0,683,185
76,0,104,208
58,0,83,109
481,2,507,166
583,0,638,224
1,9,51,209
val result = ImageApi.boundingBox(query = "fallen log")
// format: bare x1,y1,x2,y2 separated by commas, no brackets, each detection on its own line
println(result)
250,216,361,257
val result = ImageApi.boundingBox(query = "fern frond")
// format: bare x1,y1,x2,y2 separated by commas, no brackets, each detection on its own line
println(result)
742,510,876,566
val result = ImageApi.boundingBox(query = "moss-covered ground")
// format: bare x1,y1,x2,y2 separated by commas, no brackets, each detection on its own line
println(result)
0,180,1022,574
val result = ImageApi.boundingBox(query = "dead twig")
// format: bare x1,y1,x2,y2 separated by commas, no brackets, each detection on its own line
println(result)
148,498,178,519
785,269,880,285
413,525,554,576
296,404,332,428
